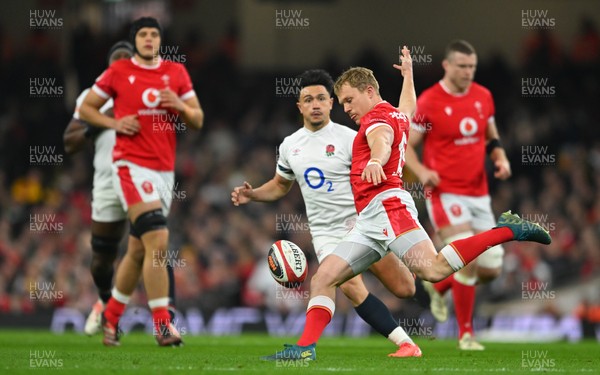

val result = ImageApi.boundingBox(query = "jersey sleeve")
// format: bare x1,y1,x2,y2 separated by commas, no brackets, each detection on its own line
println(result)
72,89,90,120
276,141,295,181
362,111,393,136
177,65,196,101
91,68,116,99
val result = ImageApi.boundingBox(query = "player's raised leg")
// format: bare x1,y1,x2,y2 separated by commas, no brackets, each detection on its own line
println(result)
392,211,551,282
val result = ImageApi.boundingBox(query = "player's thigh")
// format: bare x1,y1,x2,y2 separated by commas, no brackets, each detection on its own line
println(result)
369,253,415,298
394,238,451,281
426,192,474,234
313,251,359,289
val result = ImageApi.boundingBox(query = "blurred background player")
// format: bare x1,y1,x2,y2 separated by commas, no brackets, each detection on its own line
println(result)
406,40,511,350
262,49,550,361
63,41,180,337
79,17,204,346
231,69,422,357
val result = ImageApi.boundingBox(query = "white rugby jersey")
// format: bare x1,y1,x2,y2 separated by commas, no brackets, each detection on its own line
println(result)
73,89,115,197
277,121,357,239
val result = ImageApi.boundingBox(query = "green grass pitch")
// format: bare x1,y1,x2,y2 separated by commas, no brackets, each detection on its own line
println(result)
0,330,598,374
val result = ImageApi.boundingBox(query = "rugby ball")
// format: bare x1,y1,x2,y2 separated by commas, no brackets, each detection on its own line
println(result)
267,240,308,288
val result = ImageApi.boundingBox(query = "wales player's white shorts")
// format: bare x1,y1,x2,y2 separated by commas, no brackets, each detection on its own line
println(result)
112,160,174,217
426,192,504,269
332,188,430,275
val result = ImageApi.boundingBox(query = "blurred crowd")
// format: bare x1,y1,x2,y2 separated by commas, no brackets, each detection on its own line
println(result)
0,17,599,323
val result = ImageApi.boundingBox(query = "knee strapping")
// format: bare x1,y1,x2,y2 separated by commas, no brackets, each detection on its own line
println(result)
132,209,167,237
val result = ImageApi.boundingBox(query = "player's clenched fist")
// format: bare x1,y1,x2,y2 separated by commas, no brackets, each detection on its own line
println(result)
231,181,253,206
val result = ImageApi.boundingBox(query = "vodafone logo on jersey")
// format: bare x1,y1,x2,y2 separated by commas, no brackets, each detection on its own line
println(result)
142,88,161,108
458,117,478,137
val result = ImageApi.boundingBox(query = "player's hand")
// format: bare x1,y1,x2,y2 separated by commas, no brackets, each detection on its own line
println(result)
160,88,185,112
362,162,387,186
392,45,413,78
114,115,140,135
494,158,512,180
417,167,440,187
231,181,253,206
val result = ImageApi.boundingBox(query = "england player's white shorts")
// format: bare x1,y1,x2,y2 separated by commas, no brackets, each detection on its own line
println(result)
333,188,430,274
112,160,174,217
313,235,347,263
426,192,504,269
91,172,126,222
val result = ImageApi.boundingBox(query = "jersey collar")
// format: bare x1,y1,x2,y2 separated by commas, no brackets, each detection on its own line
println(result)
303,120,333,135
131,56,163,70
439,80,470,97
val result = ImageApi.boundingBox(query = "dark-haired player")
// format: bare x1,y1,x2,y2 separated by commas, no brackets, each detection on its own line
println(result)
232,69,422,357
64,40,181,338
405,40,511,350
79,17,204,346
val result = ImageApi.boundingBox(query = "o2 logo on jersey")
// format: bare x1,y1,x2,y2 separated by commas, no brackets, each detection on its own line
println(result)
142,88,161,108
458,117,478,137
304,167,334,192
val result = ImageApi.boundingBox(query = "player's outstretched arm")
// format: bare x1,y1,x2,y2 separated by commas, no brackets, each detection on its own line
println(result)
231,174,294,206
486,119,511,180
393,46,416,118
